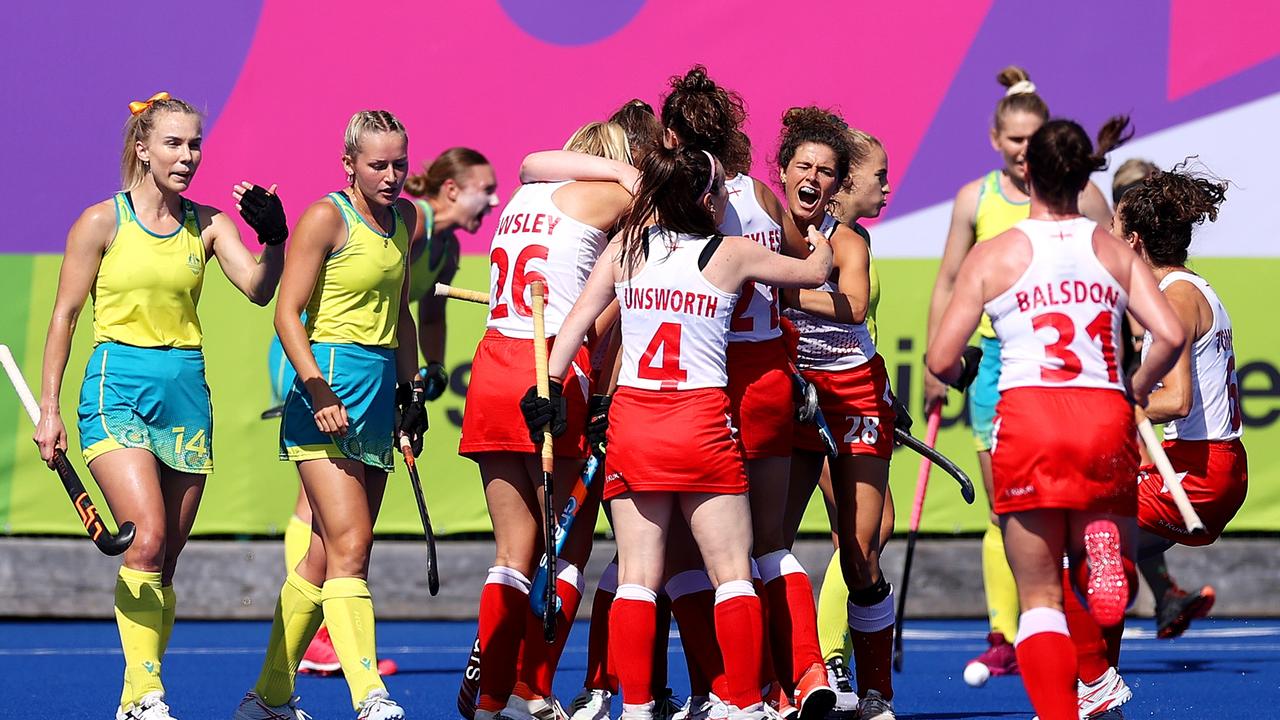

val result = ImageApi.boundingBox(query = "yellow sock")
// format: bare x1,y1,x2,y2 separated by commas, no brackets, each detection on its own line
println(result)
115,566,165,707
159,585,177,655
817,548,852,661
322,577,385,709
254,570,325,706
284,514,311,574
982,522,1019,642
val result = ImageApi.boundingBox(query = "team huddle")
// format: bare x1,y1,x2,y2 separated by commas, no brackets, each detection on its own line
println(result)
32,64,1247,720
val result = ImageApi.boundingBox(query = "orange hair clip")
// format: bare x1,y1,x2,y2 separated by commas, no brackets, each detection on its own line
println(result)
128,92,171,116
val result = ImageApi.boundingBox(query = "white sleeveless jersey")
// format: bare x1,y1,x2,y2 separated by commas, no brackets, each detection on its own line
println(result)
987,218,1127,392
782,214,877,371
486,181,608,338
720,173,783,343
1143,272,1242,441
617,229,737,390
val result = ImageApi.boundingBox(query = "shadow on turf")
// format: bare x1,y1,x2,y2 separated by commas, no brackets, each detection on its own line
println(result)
898,713,1024,719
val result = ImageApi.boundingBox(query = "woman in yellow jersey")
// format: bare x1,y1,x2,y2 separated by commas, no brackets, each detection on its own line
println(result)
922,66,1113,676
234,111,422,720
812,128,897,712
33,93,286,720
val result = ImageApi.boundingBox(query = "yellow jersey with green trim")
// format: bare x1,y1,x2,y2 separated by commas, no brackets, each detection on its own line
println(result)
406,198,458,300
852,222,880,345
974,170,1030,338
304,191,410,348
92,193,205,348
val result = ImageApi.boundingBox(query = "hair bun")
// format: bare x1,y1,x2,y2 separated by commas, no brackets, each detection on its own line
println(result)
1004,80,1037,97
997,65,1031,88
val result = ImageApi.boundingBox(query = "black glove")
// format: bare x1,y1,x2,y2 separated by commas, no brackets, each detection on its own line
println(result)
395,377,428,456
420,363,448,401
950,346,984,392
892,395,913,437
520,381,566,443
586,394,612,448
238,184,288,246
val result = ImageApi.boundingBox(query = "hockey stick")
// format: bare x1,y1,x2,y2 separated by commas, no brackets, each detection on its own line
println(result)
398,436,440,595
434,283,490,305
530,281,558,642
0,344,135,556
892,407,941,672
893,427,975,504
531,446,602,616
785,361,838,458
1135,407,1206,534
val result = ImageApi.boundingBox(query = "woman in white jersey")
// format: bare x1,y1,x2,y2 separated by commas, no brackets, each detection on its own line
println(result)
927,116,1184,720
534,145,831,720
460,122,633,720
773,107,898,720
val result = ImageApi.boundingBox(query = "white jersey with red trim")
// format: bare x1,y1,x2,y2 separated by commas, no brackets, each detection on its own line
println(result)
1143,272,1242,441
486,181,608,338
782,214,877,371
987,217,1128,392
720,173,783,343
617,229,737,390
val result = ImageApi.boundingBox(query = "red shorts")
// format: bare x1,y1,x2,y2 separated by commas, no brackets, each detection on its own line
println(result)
1137,438,1247,545
727,338,794,459
990,387,1138,515
603,387,747,500
459,329,592,459
793,355,895,459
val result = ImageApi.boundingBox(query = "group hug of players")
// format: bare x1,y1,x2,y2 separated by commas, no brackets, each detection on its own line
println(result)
30,63,1246,720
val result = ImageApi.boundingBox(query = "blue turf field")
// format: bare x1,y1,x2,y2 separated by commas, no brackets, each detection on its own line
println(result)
2,618,1276,718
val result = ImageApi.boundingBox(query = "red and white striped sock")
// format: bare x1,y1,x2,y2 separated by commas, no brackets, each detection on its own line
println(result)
517,559,585,698
477,566,531,712
714,580,764,710
610,584,658,705
759,550,823,689
1014,607,1078,720
848,585,895,700
667,570,722,698
583,562,618,692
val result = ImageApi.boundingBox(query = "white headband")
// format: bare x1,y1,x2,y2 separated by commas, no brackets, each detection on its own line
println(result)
700,150,716,196
1005,80,1037,97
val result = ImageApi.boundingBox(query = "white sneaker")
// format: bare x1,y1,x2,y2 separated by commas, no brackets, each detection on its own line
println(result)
620,700,656,720
674,695,711,720
567,688,612,720
356,689,405,720
853,690,894,720
825,657,859,716
728,702,767,720
1078,667,1132,718
706,694,730,720
501,694,569,720
231,691,312,720
121,692,177,720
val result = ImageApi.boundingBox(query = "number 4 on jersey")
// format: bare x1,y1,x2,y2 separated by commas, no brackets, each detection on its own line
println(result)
637,322,687,390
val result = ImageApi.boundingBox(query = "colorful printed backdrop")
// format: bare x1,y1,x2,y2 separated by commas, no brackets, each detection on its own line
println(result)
2,1,1278,535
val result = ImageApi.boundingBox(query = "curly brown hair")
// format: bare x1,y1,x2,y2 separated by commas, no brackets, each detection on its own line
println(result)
1117,163,1227,267
661,66,752,176
775,106,853,187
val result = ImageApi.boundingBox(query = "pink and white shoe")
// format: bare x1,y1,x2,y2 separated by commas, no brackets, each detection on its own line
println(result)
1083,520,1127,627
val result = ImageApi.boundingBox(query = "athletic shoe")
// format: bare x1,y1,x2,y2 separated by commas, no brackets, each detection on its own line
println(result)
853,690,894,720
654,689,683,720
674,695,711,720
795,662,837,720
707,694,732,720
966,631,1019,675
501,693,570,720
298,626,341,675
356,689,405,720
1156,585,1216,639
231,691,312,720
825,657,859,716
1083,520,1127,627
728,702,768,720
567,689,612,720
1077,667,1132,718
764,682,798,720
120,692,177,720
619,700,656,720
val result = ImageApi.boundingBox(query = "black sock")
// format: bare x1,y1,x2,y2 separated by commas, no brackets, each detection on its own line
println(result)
1139,553,1177,606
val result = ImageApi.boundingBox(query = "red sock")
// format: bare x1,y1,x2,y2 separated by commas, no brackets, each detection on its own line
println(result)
667,571,723,698
848,587,896,700
610,585,658,705
517,561,585,697
760,551,824,688
1063,568,1109,684
584,564,617,692
652,592,671,697
477,566,531,712
1014,608,1078,720
715,580,764,710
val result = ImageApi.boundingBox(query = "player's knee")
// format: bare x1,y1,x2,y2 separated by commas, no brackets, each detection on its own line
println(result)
324,527,373,571
124,527,167,570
